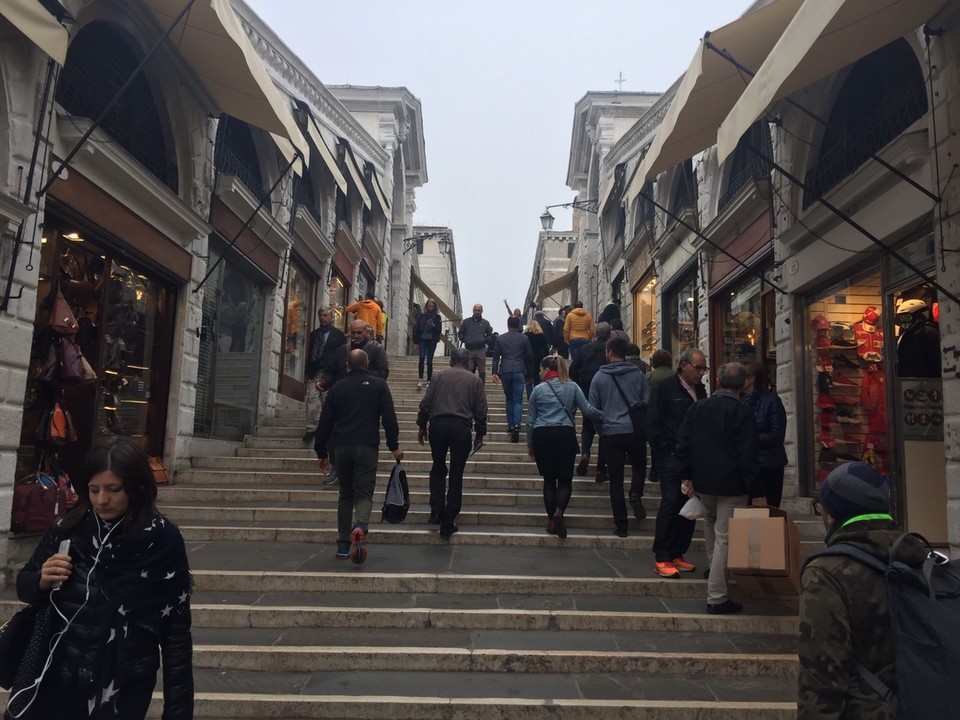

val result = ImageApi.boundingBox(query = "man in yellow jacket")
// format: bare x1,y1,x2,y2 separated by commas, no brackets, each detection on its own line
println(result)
346,292,385,340
563,301,595,360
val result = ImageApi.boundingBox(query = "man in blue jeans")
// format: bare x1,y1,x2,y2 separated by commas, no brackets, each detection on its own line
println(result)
491,315,534,443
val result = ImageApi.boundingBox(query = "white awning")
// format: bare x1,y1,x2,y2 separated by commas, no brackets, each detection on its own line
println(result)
536,269,578,304
303,112,348,194
366,164,391,212
141,0,308,161
411,272,461,323
339,141,372,210
626,0,804,201
1,0,68,64
717,0,948,164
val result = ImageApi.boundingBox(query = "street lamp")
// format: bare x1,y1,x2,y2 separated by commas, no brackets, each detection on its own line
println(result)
402,230,452,255
539,199,600,231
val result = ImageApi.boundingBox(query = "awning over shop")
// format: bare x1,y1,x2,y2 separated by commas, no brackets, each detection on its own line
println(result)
411,272,461,323
626,0,804,200
717,0,948,164
536,268,577,304
599,163,627,215
365,162,391,212
339,140,372,210
1,0,68,64
302,111,348,194
141,0,308,161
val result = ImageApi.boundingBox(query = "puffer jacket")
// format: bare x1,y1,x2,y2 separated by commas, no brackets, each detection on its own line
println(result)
15,521,193,719
740,388,788,468
345,299,384,336
563,308,595,343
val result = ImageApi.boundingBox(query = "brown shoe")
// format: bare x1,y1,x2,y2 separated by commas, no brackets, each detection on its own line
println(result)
546,517,556,535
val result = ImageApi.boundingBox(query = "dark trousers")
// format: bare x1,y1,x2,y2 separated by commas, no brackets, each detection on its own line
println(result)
652,460,695,562
428,417,472,527
418,339,438,379
761,465,785,508
604,432,647,533
580,416,607,471
532,426,578,517
335,444,379,543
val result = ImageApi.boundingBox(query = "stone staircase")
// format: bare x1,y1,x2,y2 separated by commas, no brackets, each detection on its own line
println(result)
5,356,811,718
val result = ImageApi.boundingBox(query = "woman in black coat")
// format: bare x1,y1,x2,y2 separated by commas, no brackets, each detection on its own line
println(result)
6,439,193,720
740,360,788,507
416,298,443,389
523,321,551,400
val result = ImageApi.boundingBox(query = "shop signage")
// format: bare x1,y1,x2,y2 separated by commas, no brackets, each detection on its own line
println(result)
900,379,944,441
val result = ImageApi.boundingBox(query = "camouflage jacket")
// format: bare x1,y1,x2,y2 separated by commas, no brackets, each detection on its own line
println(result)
798,518,900,720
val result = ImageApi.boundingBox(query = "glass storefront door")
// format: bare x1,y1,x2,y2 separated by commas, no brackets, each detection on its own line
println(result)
279,258,313,401
664,270,699,360
632,273,657,362
328,270,349,331
194,246,265,441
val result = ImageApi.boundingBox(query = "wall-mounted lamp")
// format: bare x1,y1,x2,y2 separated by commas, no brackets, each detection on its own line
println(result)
539,199,600,231
402,231,452,255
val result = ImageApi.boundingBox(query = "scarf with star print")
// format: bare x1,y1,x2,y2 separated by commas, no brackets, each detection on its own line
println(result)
85,511,192,718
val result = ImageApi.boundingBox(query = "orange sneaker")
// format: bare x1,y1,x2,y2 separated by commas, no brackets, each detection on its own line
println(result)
654,561,680,578
672,556,696,573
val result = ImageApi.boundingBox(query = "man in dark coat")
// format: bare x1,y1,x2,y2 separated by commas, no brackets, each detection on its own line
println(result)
321,319,389,389
303,307,346,443
570,322,611,482
647,347,708,578
677,362,765,614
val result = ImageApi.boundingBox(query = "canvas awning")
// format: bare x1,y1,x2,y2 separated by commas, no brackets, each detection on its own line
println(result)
141,0,308,161
411,272,461,323
717,0,948,163
366,163,391,212
626,0,804,201
302,111,348,194
339,141,372,210
536,269,577,304
1,0,68,64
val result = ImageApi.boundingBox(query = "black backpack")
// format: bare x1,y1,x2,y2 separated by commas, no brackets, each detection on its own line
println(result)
803,532,960,719
380,461,409,524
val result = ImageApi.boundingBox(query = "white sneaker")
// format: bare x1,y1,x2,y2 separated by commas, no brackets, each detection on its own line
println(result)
425,381,430,388
417,380,424,390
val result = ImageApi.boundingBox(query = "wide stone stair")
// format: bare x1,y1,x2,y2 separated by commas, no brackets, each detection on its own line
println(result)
6,356,812,718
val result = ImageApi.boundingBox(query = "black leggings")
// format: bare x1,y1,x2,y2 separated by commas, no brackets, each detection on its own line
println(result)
532,425,578,516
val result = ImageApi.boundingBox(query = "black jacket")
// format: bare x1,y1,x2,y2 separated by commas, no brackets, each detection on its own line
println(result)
416,311,443,343
741,388,788,468
322,339,389,388
569,338,606,394
305,325,346,379
646,372,707,467
314,369,399,458
16,520,193,719
525,332,550,370
675,390,762,498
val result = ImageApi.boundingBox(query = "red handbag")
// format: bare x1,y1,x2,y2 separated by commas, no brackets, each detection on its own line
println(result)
10,473,68,534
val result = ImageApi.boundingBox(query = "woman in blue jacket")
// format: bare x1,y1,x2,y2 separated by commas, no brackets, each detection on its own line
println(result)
526,355,602,538
740,359,788,507
416,298,442,389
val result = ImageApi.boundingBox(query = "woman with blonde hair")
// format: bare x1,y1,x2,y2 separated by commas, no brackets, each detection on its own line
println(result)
523,319,550,400
526,355,602,538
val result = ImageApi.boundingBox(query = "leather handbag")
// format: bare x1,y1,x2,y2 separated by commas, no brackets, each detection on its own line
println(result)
0,603,40,689
149,456,170,484
45,402,77,446
10,472,69,534
35,343,60,385
49,288,79,335
60,338,95,382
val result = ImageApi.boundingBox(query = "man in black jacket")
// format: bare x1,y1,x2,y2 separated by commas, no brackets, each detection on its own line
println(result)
321,320,390,390
677,362,765,614
303,307,346,443
570,322,611,482
459,303,494,384
647,347,708,578
315,349,402,563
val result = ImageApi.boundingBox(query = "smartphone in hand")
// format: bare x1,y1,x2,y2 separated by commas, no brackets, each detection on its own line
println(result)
54,539,71,588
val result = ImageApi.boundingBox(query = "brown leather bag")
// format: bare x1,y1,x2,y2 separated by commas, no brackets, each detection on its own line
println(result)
148,456,170,484
49,289,78,335
60,339,96,383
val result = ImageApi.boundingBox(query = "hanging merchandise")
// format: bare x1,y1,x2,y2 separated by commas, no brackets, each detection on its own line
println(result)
812,314,831,350
48,288,78,335
895,298,941,378
59,337,96,383
854,305,884,363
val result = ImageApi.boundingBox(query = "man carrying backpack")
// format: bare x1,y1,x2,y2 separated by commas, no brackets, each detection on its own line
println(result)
800,462,910,718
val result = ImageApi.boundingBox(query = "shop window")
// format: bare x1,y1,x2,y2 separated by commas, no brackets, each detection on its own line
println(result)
215,117,270,210
718,122,772,213
804,39,928,208
669,159,696,216
633,181,655,237
335,189,351,230
665,270,699,360
719,277,763,366
632,274,657,361
281,260,312,397
328,271,348,331
56,23,177,192
806,268,886,493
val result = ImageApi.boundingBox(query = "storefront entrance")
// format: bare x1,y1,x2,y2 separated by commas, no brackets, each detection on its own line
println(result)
279,258,314,401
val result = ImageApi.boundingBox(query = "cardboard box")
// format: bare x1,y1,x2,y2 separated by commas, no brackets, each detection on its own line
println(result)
727,506,802,596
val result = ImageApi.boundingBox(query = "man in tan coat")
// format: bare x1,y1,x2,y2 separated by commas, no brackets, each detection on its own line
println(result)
563,301,595,360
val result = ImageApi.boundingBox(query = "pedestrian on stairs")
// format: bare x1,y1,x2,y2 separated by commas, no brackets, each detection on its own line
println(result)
417,348,487,539
303,307,346,444
416,298,443,390
458,304,493,384
570,322,612,484
315,349,403,563
526,354,602,539
491,315,535,443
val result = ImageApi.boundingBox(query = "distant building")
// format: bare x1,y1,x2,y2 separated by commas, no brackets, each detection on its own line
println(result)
409,226,462,356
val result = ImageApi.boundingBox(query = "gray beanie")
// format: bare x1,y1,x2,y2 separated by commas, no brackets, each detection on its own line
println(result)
819,462,890,521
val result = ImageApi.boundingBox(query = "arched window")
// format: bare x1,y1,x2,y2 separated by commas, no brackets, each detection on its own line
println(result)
56,23,177,192
669,159,696,216
719,122,772,212
293,169,317,220
804,38,927,208
215,117,269,210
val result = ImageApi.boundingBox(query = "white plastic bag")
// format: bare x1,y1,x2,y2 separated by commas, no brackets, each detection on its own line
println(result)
680,495,708,520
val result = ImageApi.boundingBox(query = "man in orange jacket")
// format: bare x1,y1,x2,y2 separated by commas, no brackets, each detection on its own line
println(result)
346,292,385,341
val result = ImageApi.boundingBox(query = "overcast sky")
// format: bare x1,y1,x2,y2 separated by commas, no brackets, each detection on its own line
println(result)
246,0,749,332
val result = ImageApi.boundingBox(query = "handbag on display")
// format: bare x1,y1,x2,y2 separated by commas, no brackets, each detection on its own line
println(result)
149,456,170,484
49,288,79,335
41,401,77,446
10,471,70,534
60,338,96,383
35,343,60,385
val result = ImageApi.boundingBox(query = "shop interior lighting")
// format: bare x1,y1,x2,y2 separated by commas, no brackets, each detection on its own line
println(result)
64,232,83,242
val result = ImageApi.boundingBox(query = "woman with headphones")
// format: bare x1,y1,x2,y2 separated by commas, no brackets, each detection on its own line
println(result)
6,438,193,719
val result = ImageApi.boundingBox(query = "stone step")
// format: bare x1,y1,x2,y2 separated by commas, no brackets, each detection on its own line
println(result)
146,692,797,719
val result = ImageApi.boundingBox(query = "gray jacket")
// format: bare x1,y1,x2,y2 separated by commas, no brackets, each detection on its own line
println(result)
589,361,650,436
492,330,534,377
459,316,493,350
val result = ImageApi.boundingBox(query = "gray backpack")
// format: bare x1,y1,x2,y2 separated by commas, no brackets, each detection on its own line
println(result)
804,532,960,719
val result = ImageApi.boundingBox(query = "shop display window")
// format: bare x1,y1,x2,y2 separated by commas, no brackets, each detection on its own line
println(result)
328,271,348,331
632,274,657,360
806,268,887,492
666,271,699,360
719,277,762,367
282,261,311,383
